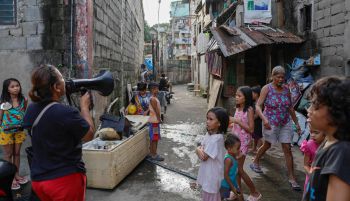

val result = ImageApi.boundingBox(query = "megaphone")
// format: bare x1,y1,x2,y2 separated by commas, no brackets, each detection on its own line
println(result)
65,70,114,96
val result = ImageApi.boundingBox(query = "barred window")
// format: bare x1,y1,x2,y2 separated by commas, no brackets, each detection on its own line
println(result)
0,0,16,25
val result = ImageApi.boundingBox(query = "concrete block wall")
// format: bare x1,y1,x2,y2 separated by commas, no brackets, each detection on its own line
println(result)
0,0,68,94
313,0,348,76
93,0,144,107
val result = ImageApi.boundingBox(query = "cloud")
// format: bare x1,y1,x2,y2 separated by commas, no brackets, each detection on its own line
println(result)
143,0,171,26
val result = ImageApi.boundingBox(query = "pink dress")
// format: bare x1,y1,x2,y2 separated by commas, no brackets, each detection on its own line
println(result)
300,139,319,191
231,109,251,155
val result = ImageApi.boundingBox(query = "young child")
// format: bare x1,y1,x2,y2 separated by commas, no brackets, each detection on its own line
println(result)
300,126,325,192
251,86,262,154
0,78,28,190
220,134,243,201
231,86,261,201
303,76,350,201
148,82,164,161
196,107,228,201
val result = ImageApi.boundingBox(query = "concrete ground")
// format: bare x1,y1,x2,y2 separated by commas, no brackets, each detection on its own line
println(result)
1,84,305,201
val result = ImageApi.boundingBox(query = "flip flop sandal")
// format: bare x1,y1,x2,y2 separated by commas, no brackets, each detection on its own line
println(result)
247,193,262,201
249,163,263,173
288,180,301,191
11,181,20,190
151,154,164,161
16,177,29,185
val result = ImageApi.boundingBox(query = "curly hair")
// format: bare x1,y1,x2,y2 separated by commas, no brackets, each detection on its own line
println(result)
29,64,60,103
309,76,350,141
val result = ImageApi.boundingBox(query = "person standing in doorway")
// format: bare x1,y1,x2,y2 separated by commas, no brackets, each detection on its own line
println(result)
250,66,302,191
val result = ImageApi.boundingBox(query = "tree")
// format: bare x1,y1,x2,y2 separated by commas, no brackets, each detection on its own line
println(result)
144,21,152,43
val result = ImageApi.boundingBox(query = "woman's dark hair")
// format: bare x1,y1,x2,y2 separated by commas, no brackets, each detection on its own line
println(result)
137,82,147,91
224,134,240,149
1,78,25,103
309,76,350,141
236,86,253,112
29,64,60,103
207,107,229,134
251,86,261,96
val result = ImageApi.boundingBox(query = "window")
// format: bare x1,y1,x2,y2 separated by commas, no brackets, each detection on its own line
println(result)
300,4,312,31
0,0,16,25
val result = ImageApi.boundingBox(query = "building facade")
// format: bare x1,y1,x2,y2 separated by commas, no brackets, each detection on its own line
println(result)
0,0,144,122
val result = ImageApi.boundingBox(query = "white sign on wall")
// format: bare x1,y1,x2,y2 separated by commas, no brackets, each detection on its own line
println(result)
244,0,272,24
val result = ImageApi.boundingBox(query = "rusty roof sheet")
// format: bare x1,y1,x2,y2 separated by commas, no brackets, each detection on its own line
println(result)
211,25,304,57
211,26,255,57
240,27,304,45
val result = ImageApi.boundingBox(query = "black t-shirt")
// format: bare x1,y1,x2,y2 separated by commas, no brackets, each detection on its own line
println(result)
302,141,350,201
23,102,90,181
159,78,167,91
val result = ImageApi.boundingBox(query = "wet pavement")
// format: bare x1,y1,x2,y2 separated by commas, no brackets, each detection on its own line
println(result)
1,84,305,201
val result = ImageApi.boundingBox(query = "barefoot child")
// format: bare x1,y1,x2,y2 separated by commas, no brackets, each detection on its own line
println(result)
148,82,164,161
231,86,261,201
0,78,28,190
220,134,243,201
300,126,325,191
196,107,228,201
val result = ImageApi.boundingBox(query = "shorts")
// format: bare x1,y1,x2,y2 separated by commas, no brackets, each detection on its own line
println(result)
0,131,26,145
149,123,160,141
32,173,86,201
263,121,293,144
220,187,231,199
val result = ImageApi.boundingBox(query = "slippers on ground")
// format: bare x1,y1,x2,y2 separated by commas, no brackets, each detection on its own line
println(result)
249,163,263,173
11,181,20,190
288,180,301,191
16,177,29,185
247,193,262,201
151,154,164,161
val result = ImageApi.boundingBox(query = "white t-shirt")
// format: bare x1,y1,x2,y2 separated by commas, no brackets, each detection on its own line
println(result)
197,133,225,193
141,70,147,82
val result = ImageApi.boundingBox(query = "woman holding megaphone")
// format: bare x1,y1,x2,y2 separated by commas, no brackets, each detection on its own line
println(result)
23,64,94,201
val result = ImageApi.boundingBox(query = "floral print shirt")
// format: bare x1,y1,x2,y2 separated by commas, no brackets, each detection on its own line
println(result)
263,84,291,127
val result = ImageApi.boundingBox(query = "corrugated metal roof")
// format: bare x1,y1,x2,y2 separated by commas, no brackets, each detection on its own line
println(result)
211,26,255,57
211,25,304,57
240,27,304,45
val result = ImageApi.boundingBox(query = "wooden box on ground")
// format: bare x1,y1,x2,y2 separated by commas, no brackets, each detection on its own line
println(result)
82,127,149,189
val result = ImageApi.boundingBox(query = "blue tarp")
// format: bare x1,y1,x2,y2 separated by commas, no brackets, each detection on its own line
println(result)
144,58,153,71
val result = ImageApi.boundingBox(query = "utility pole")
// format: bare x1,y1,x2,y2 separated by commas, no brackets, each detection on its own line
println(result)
156,0,161,81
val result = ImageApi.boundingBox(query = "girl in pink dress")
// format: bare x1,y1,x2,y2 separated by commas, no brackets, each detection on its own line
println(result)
230,86,261,201
300,126,325,191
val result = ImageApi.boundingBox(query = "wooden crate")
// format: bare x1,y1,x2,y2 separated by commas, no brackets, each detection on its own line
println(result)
82,127,149,189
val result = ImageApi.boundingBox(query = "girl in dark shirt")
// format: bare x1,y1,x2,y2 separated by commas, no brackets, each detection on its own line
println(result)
303,76,350,201
23,65,94,201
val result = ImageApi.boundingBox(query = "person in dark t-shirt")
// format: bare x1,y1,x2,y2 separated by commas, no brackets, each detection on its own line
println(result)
302,76,350,201
23,65,94,201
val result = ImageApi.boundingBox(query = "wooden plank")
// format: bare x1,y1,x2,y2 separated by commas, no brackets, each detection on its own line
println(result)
208,78,223,109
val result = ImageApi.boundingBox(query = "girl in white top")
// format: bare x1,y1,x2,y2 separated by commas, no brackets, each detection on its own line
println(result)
196,107,229,201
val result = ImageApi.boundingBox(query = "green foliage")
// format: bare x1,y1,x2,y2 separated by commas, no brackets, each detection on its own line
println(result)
144,21,152,43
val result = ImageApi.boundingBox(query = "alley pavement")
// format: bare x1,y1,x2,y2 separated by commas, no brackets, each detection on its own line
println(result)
1,85,305,201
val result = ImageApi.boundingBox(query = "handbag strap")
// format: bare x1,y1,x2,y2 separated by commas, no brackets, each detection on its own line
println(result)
31,102,58,134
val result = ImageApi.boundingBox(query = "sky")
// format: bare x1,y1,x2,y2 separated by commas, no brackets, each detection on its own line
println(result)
143,0,171,26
